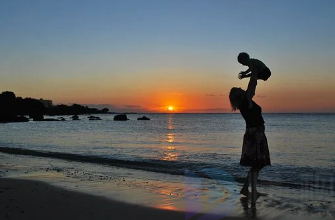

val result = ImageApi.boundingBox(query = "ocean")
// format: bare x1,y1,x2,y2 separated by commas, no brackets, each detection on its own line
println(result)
0,113,334,217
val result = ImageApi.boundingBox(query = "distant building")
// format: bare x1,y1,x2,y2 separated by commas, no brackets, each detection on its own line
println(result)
39,99,53,107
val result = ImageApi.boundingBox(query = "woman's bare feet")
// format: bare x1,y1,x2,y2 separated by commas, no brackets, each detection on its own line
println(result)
240,188,267,197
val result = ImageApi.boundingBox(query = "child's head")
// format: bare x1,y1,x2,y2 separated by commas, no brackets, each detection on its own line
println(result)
237,52,250,65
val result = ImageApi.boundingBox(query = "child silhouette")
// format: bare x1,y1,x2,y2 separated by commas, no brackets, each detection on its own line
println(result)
238,52,271,81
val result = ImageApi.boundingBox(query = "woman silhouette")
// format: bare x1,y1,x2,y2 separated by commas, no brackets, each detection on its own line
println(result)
229,75,271,198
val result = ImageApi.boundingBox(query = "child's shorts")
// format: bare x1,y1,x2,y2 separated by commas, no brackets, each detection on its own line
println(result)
258,68,271,81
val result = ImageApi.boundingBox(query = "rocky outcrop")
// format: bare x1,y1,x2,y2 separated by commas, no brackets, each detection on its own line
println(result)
113,114,129,121
137,116,150,120
0,115,29,123
72,115,80,120
88,116,101,120
43,118,61,121
31,114,44,121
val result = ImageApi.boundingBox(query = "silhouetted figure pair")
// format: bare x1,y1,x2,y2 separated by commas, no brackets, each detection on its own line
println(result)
230,52,272,204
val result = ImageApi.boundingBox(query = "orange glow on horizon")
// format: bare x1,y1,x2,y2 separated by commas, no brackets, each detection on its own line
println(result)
13,75,335,113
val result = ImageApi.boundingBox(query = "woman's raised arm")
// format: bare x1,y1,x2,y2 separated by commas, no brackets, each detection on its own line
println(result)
246,76,257,105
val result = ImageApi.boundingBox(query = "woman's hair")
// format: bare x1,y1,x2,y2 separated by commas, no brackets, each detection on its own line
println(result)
229,87,245,111
237,52,250,64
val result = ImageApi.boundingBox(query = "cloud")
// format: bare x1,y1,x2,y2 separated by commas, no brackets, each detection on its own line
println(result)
124,105,141,108
183,108,228,113
83,104,148,113
80,104,116,109
202,108,228,111
171,92,183,96
206,94,227,97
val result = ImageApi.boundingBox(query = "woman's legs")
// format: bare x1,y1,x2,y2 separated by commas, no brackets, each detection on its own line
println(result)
254,168,267,196
240,167,263,197
240,168,253,196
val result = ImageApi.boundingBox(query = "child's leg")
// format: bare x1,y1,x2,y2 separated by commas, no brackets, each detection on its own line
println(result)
258,68,271,81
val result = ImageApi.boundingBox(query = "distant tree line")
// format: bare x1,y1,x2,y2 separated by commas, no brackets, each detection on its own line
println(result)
0,91,109,122
47,104,109,116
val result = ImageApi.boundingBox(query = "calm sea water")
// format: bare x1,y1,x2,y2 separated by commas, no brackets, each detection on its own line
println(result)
0,113,334,191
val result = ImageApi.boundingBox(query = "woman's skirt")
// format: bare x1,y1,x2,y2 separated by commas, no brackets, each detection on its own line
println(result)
240,125,271,169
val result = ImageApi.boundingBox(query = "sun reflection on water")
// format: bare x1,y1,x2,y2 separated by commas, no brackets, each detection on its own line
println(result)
161,115,179,161
166,133,175,143
162,152,179,161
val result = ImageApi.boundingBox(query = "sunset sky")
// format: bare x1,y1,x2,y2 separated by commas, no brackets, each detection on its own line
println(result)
1,0,334,113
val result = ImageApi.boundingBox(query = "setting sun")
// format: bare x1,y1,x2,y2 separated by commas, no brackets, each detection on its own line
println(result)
168,106,174,111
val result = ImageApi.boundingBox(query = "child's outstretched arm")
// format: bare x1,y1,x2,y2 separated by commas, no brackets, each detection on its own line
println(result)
243,60,256,76
240,65,258,80
239,72,252,79
244,67,251,74
243,72,252,78
240,67,251,75
239,62,253,79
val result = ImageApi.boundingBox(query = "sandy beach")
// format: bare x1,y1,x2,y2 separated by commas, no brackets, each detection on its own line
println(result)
1,151,334,220
0,176,332,220
0,178,248,220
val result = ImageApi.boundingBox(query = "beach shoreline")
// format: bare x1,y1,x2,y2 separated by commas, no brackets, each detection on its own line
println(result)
2,177,266,220
1,177,332,220
1,151,334,220
0,177,187,220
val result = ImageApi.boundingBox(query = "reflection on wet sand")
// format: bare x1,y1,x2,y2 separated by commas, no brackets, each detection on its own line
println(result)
240,196,257,218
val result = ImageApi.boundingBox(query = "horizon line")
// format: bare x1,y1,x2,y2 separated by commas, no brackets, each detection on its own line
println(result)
106,112,335,114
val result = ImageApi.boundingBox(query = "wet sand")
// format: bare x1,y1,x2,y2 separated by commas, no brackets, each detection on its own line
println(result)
1,177,333,220
1,153,334,220
0,178,244,220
